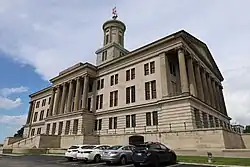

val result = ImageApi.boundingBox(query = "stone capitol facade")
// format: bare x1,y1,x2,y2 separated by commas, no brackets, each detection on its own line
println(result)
15,15,244,150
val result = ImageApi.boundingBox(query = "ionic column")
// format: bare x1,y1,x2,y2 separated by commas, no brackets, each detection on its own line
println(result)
187,56,197,97
53,86,62,115
211,79,219,110
159,52,172,97
74,77,81,111
66,80,74,113
207,75,215,107
177,47,189,94
59,83,68,114
82,75,89,109
49,88,56,116
194,63,205,101
201,69,210,104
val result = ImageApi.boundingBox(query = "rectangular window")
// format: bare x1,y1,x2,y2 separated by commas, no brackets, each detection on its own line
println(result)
98,119,102,130
58,122,63,135
31,129,35,136
110,92,113,107
170,62,176,76
36,101,40,108
144,63,149,76
65,121,70,135
42,99,46,107
73,119,79,134
131,114,136,127
101,79,104,89
126,115,130,128
96,95,100,110
194,109,201,128
87,98,91,111
97,80,100,90
215,117,219,127
94,120,98,131
114,90,118,106
33,112,38,122
146,112,151,126
131,86,136,103
37,128,41,135
145,82,150,100
105,34,109,44
150,61,155,74
131,68,135,80
115,74,118,84
202,112,208,128
119,34,122,45
152,111,158,125
110,75,114,86
102,51,107,61
109,118,113,129
46,124,50,135
48,97,51,105
52,123,56,135
209,115,214,128
126,87,130,104
39,110,44,121
100,94,103,109
151,80,157,99
114,117,117,129
46,109,49,118
126,70,130,81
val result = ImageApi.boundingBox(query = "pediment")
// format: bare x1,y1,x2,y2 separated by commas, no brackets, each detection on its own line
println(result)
181,32,223,81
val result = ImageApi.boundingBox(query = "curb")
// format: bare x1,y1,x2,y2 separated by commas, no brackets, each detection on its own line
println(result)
179,162,247,167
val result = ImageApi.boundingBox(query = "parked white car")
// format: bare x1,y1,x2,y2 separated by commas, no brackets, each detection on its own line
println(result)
76,145,110,163
65,145,89,161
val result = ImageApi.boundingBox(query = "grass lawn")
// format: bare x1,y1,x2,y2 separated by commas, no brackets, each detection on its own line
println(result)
178,155,250,166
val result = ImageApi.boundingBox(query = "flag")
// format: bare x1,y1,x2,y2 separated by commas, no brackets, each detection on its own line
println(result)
112,7,117,15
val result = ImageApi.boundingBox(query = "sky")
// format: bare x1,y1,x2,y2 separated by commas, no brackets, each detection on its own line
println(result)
0,0,250,143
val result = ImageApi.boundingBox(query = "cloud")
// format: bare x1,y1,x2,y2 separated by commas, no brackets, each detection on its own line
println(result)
0,86,28,110
0,97,22,110
0,114,26,125
0,1,249,125
0,86,28,97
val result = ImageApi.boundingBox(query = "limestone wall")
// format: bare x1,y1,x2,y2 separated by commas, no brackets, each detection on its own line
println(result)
39,135,60,148
60,135,84,148
100,128,245,150
3,137,23,147
242,133,250,149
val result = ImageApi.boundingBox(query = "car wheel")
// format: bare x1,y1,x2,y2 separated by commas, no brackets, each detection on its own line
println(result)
120,156,127,165
170,153,177,164
94,154,101,163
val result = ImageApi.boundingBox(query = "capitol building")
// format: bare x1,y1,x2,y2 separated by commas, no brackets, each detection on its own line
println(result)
4,14,246,150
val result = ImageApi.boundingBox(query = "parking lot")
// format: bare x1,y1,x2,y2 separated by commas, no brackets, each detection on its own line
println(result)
0,154,215,167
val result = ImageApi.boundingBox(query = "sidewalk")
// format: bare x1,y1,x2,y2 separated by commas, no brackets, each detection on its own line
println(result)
179,162,248,167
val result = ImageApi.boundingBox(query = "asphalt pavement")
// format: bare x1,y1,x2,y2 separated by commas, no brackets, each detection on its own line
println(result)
0,154,215,167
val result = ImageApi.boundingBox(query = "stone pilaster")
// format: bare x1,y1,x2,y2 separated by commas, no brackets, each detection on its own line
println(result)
219,85,228,116
177,47,189,94
74,77,81,111
194,62,205,101
26,101,33,124
91,79,97,113
159,52,171,97
53,86,62,115
59,83,68,114
66,80,74,113
187,55,197,97
82,75,89,109
49,88,56,116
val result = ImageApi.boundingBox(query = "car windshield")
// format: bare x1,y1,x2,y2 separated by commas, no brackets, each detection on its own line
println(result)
135,145,149,150
69,146,79,149
81,146,96,149
109,145,123,150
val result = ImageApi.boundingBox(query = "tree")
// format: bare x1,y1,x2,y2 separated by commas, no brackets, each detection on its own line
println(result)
243,125,250,133
14,127,24,137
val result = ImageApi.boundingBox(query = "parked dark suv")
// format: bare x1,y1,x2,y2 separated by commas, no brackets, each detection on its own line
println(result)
131,142,176,167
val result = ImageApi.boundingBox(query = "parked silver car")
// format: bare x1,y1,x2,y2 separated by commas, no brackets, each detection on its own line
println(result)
101,145,135,165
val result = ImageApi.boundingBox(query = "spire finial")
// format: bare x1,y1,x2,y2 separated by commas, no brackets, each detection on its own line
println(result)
112,7,118,20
